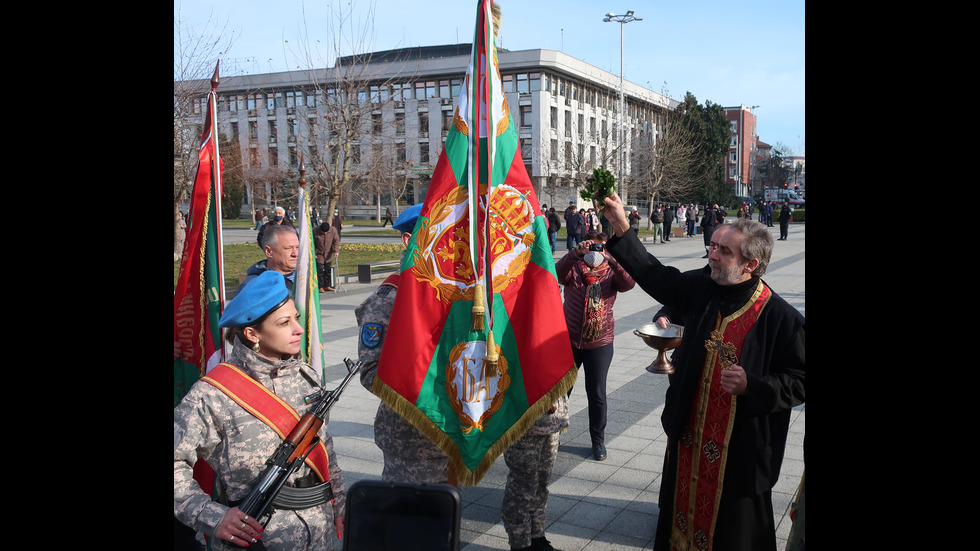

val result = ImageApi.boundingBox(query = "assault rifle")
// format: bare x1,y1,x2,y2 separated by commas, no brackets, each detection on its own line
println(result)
237,358,361,526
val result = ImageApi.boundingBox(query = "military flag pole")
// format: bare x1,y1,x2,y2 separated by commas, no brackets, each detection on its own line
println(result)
295,155,327,382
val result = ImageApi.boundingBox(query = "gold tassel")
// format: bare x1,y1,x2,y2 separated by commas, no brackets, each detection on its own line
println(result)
491,1,501,36
483,330,498,378
472,283,485,330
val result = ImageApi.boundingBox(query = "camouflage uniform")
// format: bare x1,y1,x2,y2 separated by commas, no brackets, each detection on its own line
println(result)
502,395,570,550
174,340,347,551
355,276,450,484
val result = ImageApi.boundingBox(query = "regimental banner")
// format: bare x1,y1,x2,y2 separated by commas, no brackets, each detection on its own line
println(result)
374,0,575,486
173,64,225,498
174,64,225,407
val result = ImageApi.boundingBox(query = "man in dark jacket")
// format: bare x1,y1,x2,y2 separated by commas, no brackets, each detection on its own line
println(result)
546,208,561,253
778,201,792,240
313,221,340,292
256,206,295,246
565,206,584,251
700,203,726,258
650,204,665,243
602,193,804,551
663,205,675,241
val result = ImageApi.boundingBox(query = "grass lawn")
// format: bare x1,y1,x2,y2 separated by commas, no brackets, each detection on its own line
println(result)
174,219,405,290
175,242,405,290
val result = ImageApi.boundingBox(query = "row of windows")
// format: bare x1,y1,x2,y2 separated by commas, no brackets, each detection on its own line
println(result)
227,109,451,143
223,101,644,145
225,120,648,182
248,134,613,174
240,135,434,170
224,103,650,173
188,69,660,121
198,72,540,114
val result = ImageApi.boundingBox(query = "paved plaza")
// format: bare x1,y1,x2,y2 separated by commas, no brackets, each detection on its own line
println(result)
231,221,806,550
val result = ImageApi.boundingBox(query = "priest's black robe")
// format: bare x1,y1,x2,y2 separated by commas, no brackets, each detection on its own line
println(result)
606,229,805,551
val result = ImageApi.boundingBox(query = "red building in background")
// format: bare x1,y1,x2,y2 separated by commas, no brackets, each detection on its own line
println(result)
723,105,757,198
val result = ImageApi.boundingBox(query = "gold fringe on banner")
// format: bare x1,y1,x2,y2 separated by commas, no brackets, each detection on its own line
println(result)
373,364,577,487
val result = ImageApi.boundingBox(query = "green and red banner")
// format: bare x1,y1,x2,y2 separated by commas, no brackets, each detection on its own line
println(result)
374,0,575,486
174,66,225,406
173,65,225,495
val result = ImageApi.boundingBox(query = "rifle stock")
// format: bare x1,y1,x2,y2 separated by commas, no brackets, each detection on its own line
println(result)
237,358,362,524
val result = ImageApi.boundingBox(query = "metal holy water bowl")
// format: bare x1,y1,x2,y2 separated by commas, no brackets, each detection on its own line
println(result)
634,323,684,374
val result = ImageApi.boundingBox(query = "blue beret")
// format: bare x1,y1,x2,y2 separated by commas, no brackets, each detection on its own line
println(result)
393,204,423,234
220,271,290,328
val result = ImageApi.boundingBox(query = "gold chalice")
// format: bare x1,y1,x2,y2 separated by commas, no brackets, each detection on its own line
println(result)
634,323,685,374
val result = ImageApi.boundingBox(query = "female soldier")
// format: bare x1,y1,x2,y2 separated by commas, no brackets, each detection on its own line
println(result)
174,271,346,549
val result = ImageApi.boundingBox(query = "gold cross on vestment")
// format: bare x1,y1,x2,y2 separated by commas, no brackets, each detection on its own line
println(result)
705,329,739,370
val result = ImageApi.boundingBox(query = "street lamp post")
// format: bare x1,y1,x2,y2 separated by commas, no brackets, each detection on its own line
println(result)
603,10,641,206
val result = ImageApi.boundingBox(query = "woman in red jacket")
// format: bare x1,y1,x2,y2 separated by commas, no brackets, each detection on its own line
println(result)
555,231,635,461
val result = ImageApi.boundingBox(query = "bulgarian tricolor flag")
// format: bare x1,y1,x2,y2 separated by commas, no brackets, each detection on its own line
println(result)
374,0,576,486
294,158,326,382
174,63,225,406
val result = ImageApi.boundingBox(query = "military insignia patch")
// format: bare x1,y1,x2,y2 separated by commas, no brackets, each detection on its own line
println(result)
361,323,384,348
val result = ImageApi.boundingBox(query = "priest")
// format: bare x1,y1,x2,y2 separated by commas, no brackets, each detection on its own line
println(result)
602,193,805,551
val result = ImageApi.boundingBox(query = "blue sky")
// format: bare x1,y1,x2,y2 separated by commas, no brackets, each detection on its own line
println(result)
175,1,804,156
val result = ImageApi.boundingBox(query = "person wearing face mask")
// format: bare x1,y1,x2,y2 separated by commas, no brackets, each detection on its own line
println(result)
555,231,635,461
257,206,295,247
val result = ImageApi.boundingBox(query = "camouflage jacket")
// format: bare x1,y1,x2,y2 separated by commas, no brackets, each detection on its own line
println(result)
524,394,570,437
355,278,449,482
174,340,346,550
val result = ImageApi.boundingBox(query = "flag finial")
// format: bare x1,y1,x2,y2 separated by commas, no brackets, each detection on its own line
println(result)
299,153,307,189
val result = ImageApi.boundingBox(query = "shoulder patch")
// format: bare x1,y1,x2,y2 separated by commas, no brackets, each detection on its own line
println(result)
361,322,385,348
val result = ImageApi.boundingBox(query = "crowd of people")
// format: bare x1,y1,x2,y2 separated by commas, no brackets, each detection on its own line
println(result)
175,198,804,551
545,199,799,258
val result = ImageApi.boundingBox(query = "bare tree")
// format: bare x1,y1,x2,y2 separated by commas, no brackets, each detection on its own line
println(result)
629,86,711,225
632,107,700,213
284,1,417,221
173,8,236,254
536,105,622,210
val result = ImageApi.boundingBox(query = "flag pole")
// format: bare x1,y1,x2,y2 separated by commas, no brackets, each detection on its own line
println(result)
211,64,225,312
207,63,229,364
296,154,326,381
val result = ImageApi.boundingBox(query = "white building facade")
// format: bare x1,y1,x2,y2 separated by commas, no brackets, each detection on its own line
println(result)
183,45,676,213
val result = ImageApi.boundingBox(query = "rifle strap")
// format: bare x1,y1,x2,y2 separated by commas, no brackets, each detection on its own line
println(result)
202,363,332,484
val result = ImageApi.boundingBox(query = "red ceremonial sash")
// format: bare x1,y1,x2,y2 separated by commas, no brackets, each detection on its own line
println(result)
201,363,331,484
670,281,771,551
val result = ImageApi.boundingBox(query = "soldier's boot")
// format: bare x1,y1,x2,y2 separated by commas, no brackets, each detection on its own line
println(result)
532,536,562,551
